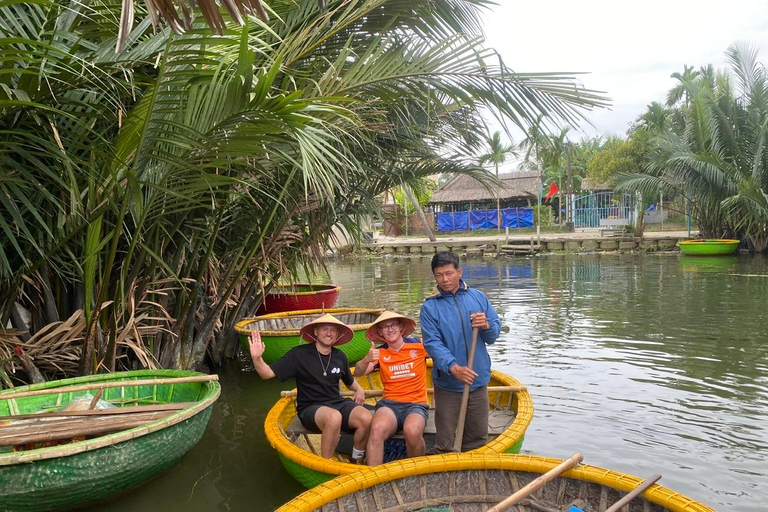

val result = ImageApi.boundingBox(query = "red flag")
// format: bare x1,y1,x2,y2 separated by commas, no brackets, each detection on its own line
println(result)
544,181,559,202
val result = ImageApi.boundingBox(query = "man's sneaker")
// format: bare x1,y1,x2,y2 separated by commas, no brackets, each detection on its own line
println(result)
351,456,365,465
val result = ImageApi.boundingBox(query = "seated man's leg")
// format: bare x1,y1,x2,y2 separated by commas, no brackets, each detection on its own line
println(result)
366,406,398,466
402,407,427,458
345,403,372,457
312,406,343,458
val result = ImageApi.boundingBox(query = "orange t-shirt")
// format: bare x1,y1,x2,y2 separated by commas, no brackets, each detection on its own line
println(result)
374,338,429,403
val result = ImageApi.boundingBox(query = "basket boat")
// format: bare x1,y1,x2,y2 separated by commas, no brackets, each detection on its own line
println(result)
265,362,533,488
274,452,718,512
676,239,739,256
235,308,383,365
0,370,220,512
256,283,342,315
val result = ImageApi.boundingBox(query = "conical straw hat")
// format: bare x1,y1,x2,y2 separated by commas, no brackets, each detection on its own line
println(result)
299,314,354,346
365,311,417,343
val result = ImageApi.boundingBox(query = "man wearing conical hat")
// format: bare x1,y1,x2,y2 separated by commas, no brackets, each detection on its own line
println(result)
249,313,372,461
354,311,429,465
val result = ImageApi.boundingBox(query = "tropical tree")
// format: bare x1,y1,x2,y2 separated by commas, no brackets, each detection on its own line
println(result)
478,131,517,232
0,0,609,383
615,43,768,251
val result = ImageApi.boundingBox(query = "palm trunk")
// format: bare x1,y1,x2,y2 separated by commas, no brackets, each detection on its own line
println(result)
403,184,435,242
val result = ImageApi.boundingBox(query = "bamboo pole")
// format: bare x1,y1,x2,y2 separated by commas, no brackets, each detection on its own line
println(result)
279,385,526,398
486,453,584,512
454,327,479,452
604,474,662,512
0,375,218,401
0,402,195,422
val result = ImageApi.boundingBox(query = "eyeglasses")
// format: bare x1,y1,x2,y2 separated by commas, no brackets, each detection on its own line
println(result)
379,322,401,332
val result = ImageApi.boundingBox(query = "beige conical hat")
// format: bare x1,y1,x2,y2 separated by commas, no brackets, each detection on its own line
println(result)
365,311,417,343
299,314,354,346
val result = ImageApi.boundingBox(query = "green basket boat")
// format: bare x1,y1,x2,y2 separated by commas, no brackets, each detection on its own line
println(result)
235,308,384,365
0,370,220,512
676,239,740,255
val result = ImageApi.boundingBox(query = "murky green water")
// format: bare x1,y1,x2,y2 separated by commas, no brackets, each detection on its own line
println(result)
96,253,768,512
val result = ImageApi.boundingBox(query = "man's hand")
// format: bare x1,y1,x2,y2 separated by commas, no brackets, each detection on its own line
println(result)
352,385,366,405
449,364,477,386
470,312,490,331
364,342,379,364
249,331,265,360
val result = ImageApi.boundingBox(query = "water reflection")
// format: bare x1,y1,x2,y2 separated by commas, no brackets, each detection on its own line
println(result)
91,253,766,512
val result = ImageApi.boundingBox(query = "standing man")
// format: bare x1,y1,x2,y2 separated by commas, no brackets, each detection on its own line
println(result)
354,311,429,465
249,313,371,462
420,251,501,452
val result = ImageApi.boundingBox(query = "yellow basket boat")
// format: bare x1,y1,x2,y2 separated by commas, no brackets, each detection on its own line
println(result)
265,362,533,488
275,452,718,512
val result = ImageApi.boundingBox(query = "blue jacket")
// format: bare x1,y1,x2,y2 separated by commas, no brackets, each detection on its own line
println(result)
420,280,501,392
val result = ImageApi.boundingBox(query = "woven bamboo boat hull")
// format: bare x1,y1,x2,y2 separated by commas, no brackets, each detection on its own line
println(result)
275,453,718,512
676,239,739,255
235,308,384,365
266,363,533,488
256,284,342,315
0,370,220,512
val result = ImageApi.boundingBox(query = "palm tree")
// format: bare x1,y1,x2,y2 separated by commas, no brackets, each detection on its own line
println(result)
0,0,610,382
616,43,768,251
478,131,517,232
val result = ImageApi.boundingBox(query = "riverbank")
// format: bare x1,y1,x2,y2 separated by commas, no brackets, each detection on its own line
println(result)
356,230,696,257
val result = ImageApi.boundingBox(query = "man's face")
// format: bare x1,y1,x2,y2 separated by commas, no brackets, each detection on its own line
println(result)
433,264,463,294
314,324,340,346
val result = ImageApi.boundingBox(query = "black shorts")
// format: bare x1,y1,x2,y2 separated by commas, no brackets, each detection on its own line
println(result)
298,398,359,434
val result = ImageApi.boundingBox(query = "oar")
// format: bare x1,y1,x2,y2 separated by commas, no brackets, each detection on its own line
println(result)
279,385,526,398
603,473,662,512
486,453,584,512
0,375,218,400
453,326,479,452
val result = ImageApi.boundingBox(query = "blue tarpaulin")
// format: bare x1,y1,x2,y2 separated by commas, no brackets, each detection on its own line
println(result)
437,208,533,231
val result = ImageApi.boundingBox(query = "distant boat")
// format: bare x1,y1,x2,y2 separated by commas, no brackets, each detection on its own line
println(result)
0,370,220,512
677,239,739,255
256,283,341,315
235,308,383,364
266,362,533,488
274,452,719,512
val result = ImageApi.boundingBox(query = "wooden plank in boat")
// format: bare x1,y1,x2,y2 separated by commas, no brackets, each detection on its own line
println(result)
286,410,515,437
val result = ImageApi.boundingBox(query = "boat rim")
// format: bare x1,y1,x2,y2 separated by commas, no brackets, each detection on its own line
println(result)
235,308,384,337
677,239,739,245
264,364,534,478
274,452,717,512
267,284,342,297
0,370,221,466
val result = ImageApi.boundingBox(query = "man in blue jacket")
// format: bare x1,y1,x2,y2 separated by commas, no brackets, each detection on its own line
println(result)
420,251,501,452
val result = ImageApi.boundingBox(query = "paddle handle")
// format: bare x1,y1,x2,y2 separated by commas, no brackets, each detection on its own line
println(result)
0,375,219,400
487,453,584,512
453,326,479,452
279,385,526,398
604,473,662,512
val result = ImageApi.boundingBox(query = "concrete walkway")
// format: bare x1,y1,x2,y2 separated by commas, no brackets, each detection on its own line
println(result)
372,229,696,246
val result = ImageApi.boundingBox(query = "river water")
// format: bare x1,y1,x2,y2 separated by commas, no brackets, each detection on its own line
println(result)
97,253,768,512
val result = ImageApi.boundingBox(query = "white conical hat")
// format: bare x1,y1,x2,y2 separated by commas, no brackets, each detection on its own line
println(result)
365,311,417,343
299,314,354,346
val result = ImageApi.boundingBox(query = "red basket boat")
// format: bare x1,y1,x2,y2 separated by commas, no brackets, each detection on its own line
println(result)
256,283,341,315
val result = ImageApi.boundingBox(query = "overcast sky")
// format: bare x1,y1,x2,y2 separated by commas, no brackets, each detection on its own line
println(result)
481,0,768,164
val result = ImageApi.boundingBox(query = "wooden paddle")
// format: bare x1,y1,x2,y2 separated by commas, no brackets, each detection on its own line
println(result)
604,473,662,512
486,453,584,512
453,326,479,452
0,375,218,400
279,385,526,398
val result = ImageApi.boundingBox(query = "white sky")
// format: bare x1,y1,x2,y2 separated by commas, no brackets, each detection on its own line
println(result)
481,0,768,169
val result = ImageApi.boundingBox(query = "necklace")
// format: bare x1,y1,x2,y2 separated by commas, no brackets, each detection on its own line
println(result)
317,349,332,377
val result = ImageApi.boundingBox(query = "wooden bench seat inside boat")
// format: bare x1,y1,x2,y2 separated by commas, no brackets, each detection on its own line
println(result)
285,409,515,437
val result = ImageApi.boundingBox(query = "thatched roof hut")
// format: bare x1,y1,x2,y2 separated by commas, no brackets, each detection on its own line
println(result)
429,171,541,209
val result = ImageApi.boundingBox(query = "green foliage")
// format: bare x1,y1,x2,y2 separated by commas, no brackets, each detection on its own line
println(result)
0,0,610,378
587,137,644,186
